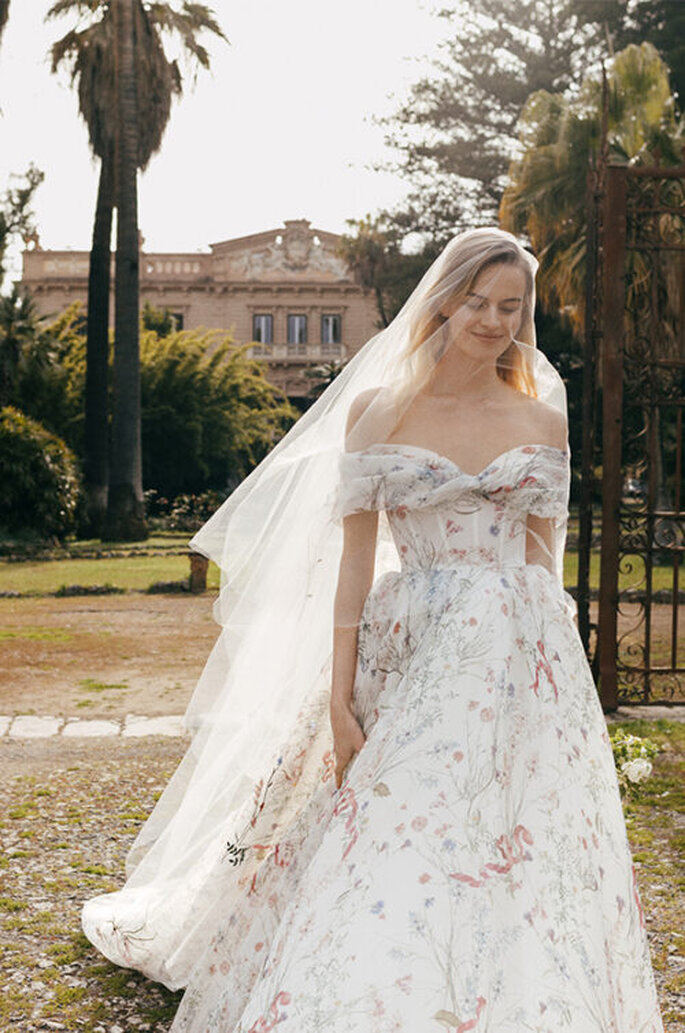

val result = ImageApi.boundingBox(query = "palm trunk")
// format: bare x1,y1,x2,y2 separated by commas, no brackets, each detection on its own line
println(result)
84,144,113,536
105,0,147,541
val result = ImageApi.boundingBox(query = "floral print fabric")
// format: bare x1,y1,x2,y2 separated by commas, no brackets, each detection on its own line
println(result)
170,444,663,1033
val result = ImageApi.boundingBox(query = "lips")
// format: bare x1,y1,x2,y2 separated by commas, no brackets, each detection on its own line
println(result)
472,332,503,340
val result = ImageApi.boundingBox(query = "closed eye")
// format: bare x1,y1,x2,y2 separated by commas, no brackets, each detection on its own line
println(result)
466,299,521,314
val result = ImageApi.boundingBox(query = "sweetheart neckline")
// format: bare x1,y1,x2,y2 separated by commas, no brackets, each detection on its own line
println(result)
353,441,568,479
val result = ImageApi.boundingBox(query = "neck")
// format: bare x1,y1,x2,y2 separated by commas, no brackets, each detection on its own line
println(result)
425,344,503,401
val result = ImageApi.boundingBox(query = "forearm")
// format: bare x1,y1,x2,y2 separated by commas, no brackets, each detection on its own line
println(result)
330,568,373,711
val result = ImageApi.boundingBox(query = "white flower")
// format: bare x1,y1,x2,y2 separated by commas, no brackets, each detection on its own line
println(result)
621,758,653,784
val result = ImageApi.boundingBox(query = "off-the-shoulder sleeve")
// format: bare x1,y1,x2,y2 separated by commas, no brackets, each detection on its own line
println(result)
517,449,570,520
331,452,385,520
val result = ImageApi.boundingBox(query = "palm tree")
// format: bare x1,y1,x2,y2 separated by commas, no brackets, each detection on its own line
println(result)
0,287,41,406
500,42,682,331
48,0,226,538
501,41,684,624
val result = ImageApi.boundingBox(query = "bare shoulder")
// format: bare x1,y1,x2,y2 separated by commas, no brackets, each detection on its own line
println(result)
346,387,383,429
514,392,568,449
345,386,394,449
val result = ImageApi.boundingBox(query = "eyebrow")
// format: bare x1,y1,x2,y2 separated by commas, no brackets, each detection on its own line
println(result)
467,291,523,303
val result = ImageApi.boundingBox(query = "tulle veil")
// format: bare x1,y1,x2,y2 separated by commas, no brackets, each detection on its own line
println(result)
81,227,571,990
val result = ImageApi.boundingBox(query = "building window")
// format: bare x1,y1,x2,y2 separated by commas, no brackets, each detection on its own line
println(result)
287,314,307,345
253,313,273,344
321,313,341,344
171,312,184,331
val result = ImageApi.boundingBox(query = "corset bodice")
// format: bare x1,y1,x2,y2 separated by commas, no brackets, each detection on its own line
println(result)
335,442,570,572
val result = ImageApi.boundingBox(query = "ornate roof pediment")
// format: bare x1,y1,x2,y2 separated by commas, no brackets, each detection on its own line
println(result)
209,219,351,282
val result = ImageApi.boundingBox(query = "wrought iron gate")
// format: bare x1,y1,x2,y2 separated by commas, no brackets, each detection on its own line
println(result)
594,163,685,708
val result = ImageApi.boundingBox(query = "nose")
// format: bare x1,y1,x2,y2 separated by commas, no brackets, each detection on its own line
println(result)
478,304,502,330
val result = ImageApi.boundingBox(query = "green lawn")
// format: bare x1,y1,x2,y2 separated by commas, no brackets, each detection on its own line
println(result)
563,551,678,594
0,554,221,594
0,531,678,597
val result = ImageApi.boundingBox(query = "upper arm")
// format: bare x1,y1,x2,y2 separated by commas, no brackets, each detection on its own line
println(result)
539,400,568,450
524,401,567,576
336,390,383,593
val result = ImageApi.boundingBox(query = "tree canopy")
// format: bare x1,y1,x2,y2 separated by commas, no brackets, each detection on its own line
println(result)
376,0,683,251
500,41,684,331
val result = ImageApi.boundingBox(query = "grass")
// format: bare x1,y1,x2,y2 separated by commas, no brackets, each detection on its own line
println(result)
563,551,679,594
0,553,221,594
0,543,677,598
0,626,73,642
78,677,129,693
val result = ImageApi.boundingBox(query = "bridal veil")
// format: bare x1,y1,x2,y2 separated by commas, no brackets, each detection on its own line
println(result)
81,227,571,989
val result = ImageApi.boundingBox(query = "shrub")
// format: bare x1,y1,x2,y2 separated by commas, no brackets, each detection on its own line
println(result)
144,489,227,533
140,329,296,498
0,406,82,538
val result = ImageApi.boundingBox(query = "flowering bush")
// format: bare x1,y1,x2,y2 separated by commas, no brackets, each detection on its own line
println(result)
609,728,660,799
144,489,227,533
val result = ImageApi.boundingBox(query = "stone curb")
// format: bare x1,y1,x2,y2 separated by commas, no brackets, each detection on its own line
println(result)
0,705,683,740
1,714,188,739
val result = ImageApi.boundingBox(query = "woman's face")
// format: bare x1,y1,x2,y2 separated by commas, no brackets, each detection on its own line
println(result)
441,261,527,359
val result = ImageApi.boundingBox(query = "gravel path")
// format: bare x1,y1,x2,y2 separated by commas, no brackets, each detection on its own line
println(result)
1,730,683,1032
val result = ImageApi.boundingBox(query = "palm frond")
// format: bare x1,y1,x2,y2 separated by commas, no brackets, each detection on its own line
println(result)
48,1,227,164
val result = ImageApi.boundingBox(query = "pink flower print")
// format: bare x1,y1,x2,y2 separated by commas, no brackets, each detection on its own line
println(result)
446,519,463,536
521,445,536,453
519,475,538,487
435,997,487,1032
321,749,335,782
392,621,401,634
449,825,534,888
632,864,645,928
411,816,428,831
459,996,487,1032
248,990,292,1032
530,640,559,702
480,707,494,722
395,504,408,519
255,941,264,952
419,872,432,884
395,974,412,994
333,784,359,860
400,544,408,554
468,700,480,711
452,750,464,762
273,841,294,868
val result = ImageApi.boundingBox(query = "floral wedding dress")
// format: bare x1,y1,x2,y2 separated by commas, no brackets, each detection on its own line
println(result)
162,442,664,1032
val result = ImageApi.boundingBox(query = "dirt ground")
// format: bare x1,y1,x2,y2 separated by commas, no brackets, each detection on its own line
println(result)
0,594,219,719
1,594,681,722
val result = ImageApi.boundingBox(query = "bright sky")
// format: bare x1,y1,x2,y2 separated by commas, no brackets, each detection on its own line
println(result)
0,0,447,284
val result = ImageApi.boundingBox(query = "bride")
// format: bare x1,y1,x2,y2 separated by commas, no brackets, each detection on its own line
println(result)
82,228,664,1032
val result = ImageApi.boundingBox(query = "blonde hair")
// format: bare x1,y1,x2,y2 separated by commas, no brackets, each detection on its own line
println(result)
405,229,537,397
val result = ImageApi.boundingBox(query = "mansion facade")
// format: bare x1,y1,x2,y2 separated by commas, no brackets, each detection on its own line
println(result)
19,219,379,398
